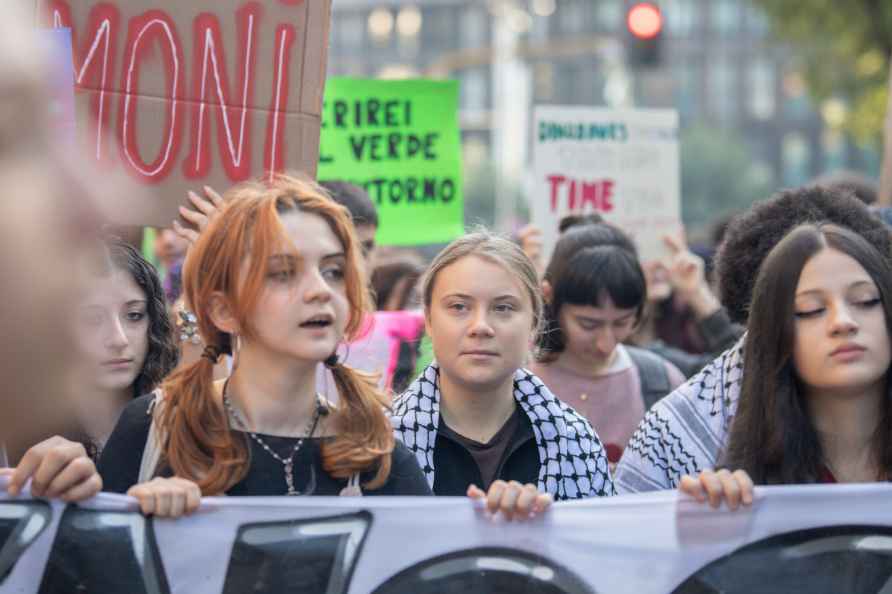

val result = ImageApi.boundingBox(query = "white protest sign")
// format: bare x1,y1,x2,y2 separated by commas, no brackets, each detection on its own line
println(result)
3,482,892,593
532,106,681,262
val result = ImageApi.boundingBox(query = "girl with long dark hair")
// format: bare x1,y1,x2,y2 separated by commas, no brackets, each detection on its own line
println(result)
681,223,892,508
72,237,179,456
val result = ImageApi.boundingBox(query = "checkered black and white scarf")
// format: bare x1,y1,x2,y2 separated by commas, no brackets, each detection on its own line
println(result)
391,364,616,500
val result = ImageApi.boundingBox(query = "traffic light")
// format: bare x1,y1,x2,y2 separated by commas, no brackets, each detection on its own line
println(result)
625,2,663,68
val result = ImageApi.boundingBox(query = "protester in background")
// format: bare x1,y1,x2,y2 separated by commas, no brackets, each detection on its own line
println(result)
99,175,431,517
153,227,188,277
371,249,426,393
371,248,424,311
632,233,743,377
530,223,685,464
392,231,614,516
71,237,178,458
517,214,604,278
518,215,739,377
558,215,739,368
320,180,379,269
681,223,892,509
615,186,892,494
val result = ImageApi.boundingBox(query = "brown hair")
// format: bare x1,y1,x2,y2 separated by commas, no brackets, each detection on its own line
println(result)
158,173,393,494
371,250,424,311
421,230,544,335
722,223,892,484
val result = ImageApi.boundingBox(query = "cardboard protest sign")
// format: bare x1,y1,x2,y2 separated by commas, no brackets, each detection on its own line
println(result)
532,106,681,261
36,0,331,227
317,310,425,402
318,78,464,246
3,483,892,593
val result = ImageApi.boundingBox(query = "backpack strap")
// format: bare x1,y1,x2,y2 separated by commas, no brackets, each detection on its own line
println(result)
626,346,672,411
138,390,166,484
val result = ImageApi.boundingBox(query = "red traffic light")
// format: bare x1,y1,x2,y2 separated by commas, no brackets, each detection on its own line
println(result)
627,3,662,39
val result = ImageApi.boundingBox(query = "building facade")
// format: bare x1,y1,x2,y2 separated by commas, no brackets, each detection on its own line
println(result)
327,0,879,228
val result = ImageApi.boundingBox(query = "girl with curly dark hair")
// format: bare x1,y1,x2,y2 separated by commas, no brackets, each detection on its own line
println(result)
73,237,179,456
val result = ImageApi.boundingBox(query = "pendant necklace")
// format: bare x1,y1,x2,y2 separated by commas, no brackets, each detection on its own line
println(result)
222,379,325,496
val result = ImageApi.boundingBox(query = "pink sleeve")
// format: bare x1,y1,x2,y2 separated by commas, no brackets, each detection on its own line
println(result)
664,362,686,390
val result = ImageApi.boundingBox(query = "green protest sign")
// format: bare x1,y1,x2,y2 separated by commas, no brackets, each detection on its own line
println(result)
318,78,464,246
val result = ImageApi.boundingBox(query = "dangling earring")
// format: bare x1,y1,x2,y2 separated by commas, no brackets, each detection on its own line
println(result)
231,333,243,372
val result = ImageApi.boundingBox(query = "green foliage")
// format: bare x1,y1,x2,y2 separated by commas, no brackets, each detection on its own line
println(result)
753,0,892,143
681,125,773,235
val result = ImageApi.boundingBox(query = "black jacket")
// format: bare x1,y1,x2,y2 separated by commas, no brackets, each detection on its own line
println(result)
431,413,539,496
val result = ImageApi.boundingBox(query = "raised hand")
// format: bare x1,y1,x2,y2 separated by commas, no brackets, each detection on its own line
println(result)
172,185,225,245
662,232,721,318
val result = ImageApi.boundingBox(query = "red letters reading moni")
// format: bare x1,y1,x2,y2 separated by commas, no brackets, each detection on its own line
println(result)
42,0,317,185
547,174,615,213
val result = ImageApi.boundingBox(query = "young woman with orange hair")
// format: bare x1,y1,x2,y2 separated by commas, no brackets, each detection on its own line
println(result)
98,174,430,516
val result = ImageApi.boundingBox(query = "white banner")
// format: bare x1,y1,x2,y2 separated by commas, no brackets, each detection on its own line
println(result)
3,480,892,593
532,106,681,262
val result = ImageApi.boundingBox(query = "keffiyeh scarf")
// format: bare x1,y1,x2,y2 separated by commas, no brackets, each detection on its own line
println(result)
391,364,616,500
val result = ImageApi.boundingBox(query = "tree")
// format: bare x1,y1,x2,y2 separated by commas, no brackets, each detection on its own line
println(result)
680,125,773,236
752,0,892,202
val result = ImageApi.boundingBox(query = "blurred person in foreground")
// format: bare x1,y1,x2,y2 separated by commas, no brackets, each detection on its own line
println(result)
0,8,127,502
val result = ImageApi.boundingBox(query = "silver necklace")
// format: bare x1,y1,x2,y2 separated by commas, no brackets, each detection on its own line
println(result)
222,380,324,496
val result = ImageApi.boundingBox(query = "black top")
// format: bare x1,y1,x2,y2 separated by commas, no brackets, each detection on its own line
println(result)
439,406,522,491
98,394,432,497
432,403,539,496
